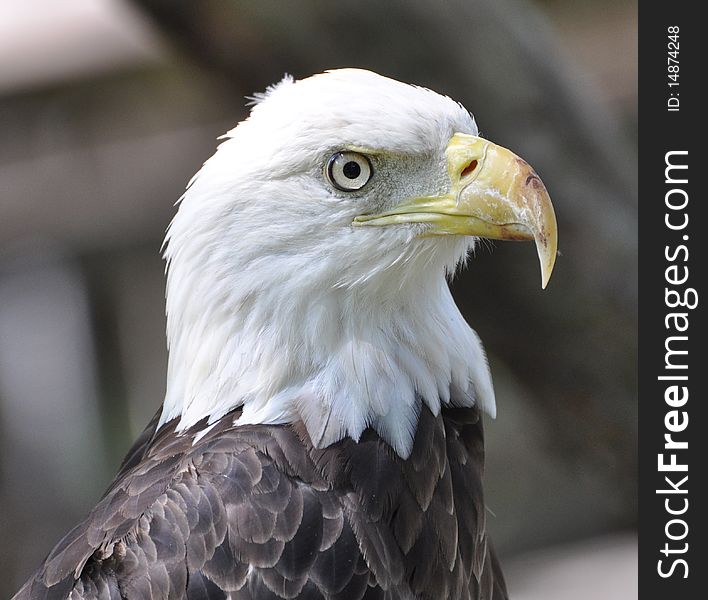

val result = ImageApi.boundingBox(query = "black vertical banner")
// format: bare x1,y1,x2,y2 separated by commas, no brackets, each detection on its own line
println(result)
639,2,705,597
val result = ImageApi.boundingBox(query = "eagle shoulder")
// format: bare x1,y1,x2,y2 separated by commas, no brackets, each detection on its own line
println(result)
14,415,373,600
14,405,506,600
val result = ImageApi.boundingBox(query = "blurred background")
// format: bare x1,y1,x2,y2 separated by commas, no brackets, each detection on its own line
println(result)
0,0,637,597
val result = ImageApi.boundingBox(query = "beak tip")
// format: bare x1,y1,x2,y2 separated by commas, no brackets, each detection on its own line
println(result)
537,239,557,290
541,253,557,289
534,203,558,290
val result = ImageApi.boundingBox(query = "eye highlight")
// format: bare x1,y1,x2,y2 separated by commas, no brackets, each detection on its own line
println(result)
326,152,372,191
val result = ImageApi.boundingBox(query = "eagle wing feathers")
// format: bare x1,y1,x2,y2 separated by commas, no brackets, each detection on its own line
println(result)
15,407,506,600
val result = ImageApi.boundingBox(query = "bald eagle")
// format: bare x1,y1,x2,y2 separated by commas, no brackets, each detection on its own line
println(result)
14,69,556,600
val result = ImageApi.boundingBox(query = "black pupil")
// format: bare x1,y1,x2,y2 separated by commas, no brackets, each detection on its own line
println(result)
342,160,361,179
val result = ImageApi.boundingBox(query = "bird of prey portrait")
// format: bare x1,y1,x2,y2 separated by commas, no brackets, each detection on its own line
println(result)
14,69,557,600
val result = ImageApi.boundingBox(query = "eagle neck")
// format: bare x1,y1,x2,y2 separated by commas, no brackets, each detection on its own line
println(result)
160,227,495,458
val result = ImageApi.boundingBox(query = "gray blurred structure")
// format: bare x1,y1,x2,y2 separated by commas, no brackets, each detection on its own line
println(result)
0,0,637,596
505,533,638,599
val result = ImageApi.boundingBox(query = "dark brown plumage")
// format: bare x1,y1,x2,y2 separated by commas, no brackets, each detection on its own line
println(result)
13,403,506,600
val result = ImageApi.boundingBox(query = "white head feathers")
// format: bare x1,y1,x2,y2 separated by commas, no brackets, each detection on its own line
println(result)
160,69,495,457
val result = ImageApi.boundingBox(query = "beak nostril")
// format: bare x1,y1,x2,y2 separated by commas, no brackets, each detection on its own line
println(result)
460,159,478,179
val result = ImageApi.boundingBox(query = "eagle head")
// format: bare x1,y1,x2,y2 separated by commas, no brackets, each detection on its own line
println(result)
160,69,557,457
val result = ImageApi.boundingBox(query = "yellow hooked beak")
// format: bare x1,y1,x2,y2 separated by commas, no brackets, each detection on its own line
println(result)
353,133,558,288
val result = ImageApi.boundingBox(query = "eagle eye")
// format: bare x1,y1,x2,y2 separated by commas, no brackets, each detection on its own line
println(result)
326,152,372,191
